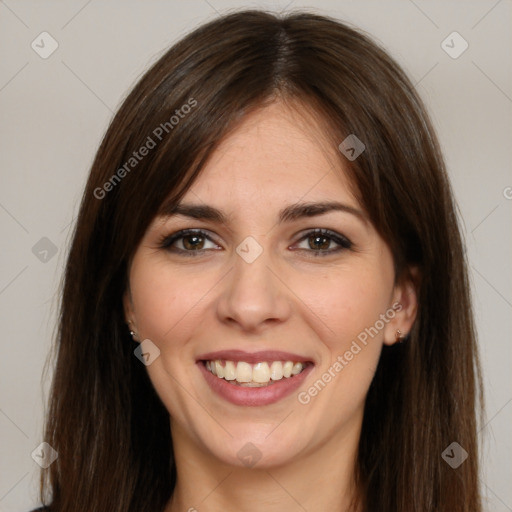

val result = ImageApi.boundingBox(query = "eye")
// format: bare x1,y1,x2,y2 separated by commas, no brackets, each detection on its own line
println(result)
293,229,352,256
158,229,221,255
158,228,352,258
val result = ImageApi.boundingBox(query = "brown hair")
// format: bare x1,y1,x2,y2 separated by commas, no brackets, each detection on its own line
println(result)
40,10,483,512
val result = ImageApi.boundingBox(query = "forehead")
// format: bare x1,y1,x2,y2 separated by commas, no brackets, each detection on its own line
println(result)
182,101,359,208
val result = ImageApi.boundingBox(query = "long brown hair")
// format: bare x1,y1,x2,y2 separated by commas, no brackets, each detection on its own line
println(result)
40,10,483,512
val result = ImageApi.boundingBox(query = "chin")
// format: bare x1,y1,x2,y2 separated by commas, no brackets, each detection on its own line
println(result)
206,425,310,470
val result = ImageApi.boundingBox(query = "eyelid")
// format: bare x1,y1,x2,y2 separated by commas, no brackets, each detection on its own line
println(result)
158,227,353,256
158,228,221,253
292,228,352,254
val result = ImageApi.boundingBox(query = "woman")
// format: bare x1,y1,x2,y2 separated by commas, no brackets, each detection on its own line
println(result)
36,10,483,512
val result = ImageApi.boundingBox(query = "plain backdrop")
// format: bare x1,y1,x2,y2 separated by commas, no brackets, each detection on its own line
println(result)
0,1,510,511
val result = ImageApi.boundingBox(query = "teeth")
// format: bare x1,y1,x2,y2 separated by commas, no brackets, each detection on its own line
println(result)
283,361,293,378
215,360,224,378
270,361,283,381
223,360,236,380
204,359,307,385
252,362,270,383
292,362,303,375
236,362,252,383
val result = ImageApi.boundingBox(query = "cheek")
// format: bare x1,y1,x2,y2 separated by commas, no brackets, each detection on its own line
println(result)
294,269,390,425
300,266,392,350
298,265,392,396
129,258,214,342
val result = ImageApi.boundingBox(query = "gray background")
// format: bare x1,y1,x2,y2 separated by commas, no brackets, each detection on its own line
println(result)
0,1,510,511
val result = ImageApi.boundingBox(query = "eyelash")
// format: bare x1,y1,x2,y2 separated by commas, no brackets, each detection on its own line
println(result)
157,228,353,258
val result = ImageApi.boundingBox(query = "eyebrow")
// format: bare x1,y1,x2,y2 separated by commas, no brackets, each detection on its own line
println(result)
159,200,367,225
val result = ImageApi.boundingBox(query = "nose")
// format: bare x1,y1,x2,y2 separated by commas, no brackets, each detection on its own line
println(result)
215,241,292,333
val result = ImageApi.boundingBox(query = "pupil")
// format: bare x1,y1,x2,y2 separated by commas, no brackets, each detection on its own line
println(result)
310,235,329,250
184,235,203,250
182,234,331,251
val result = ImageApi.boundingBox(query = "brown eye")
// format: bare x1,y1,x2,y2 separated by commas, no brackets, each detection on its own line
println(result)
159,228,351,258
294,229,352,256
158,229,221,255
182,233,206,250
308,234,331,251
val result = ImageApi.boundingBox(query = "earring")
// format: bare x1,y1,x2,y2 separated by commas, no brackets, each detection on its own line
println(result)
395,329,404,343
128,326,139,342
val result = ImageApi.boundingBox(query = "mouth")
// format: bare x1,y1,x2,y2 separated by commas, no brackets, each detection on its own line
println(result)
203,359,310,387
196,350,314,406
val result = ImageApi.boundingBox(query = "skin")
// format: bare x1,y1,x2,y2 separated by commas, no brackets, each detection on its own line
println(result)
124,100,418,512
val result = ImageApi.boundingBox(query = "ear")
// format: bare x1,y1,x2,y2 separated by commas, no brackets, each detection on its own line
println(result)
383,266,420,346
123,286,138,335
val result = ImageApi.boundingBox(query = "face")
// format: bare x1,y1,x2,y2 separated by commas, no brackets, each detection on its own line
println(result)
124,101,417,470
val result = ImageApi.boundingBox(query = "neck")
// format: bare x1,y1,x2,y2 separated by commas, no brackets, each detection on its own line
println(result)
164,417,363,512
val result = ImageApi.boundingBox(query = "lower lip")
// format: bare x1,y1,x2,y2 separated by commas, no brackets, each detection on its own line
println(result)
197,361,314,406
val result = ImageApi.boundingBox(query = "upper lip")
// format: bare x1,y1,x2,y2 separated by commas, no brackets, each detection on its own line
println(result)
196,349,313,364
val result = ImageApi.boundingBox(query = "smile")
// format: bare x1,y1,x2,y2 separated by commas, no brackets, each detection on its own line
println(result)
205,360,308,387
197,350,314,406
